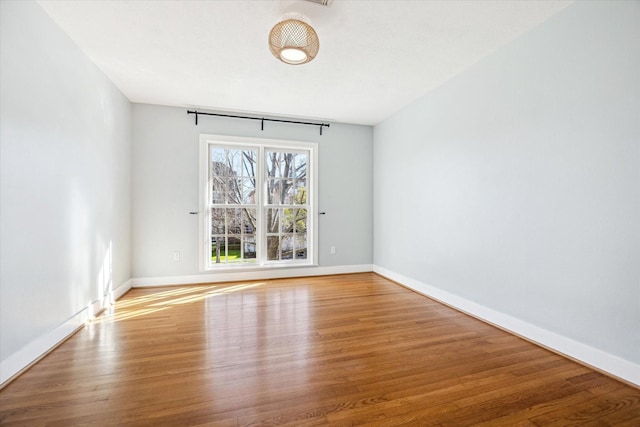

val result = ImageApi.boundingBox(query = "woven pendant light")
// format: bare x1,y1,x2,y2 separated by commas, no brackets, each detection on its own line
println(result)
269,19,319,65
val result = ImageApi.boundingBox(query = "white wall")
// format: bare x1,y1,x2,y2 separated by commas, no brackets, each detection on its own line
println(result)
132,104,372,281
374,0,639,380
0,1,132,382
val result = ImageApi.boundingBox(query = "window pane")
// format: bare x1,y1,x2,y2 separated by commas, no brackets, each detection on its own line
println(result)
266,151,278,178
281,235,293,260
227,236,241,263
211,208,225,234
211,147,226,165
226,178,242,204
294,234,307,260
285,180,307,205
298,181,307,204
243,236,256,260
294,154,307,180
211,148,257,181
267,179,282,204
280,179,292,204
295,209,307,233
212,155,231,177
242,150,257,178
242,178,256,204
211,176,225,204
283,153,295,178
211,236,225,264
267,151,297,178
281,208,294,233
267,236,279,261
228,150,243,177
281,179,295,204
227,208,241,235
265,208,279,234
242,208,256,234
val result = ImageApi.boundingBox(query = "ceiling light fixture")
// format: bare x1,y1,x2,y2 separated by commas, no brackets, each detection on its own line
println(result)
268,18,319,65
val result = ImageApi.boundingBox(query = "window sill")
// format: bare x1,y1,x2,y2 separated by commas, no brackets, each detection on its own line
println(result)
202,263,318,274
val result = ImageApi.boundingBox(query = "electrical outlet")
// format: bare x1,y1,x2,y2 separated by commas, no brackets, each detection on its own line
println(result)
173,251,180,261
330,246,336,255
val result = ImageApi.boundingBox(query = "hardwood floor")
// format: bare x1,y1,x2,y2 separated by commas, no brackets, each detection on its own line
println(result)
1,273,638,426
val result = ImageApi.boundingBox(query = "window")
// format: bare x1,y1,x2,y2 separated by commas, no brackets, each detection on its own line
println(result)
200,134,318,270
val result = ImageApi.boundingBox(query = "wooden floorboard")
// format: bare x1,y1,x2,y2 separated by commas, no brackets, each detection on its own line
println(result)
1,273,638,426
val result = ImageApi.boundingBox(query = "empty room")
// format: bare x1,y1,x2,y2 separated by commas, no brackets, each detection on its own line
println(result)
1,0,638,425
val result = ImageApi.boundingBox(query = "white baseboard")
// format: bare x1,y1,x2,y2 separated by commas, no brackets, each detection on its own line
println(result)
0,279,132,387
373,265,640,387
131,264,373,287
113,278,133,300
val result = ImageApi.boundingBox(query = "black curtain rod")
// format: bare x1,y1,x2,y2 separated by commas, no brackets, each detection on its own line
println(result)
187,110,330,135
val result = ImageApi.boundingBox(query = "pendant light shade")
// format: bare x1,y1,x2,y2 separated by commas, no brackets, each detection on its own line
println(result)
269,19,319,65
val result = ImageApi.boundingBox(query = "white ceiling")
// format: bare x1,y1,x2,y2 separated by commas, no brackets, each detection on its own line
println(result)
38,0,572,126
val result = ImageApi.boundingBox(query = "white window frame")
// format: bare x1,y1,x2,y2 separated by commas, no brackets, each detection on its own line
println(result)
199,134,318,271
